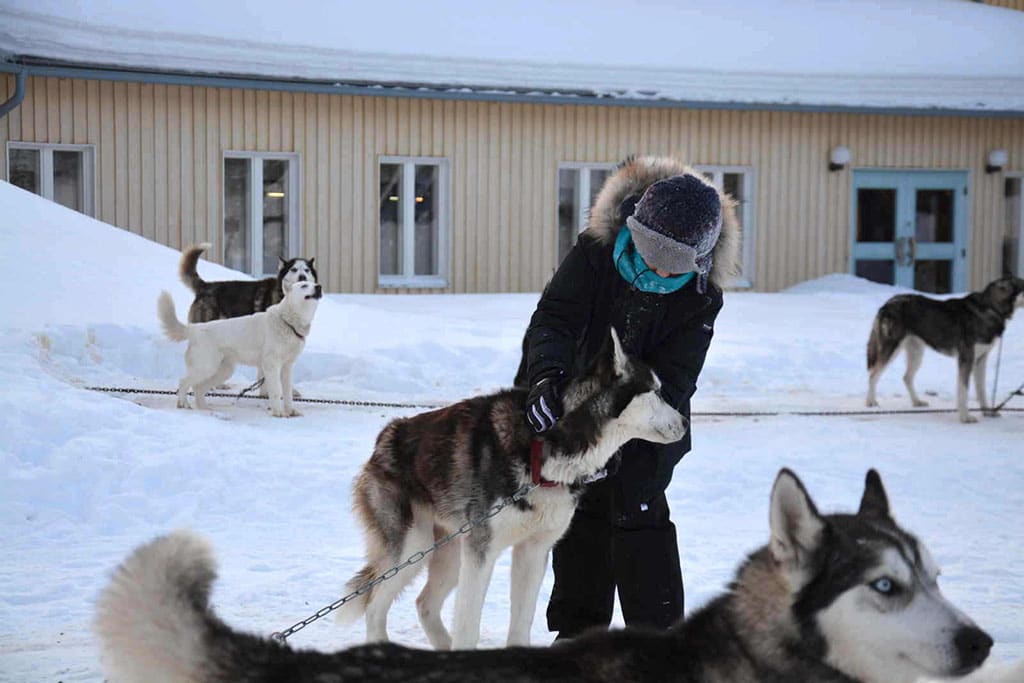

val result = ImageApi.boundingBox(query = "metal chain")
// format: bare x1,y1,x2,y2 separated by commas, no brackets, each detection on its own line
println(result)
269,480,540,643
82,386,1024,417
990,334,1004,412
84,385,444,410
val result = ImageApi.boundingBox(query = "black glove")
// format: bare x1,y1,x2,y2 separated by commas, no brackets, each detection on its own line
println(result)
526,373,564,433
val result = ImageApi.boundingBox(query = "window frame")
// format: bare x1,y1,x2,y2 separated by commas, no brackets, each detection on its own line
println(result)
5,141,96,217
555,161,617,262
222,150,302,277
694,164,757,288
378,155,451,289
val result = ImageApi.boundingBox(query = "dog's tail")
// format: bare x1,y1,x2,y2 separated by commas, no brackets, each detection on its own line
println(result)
866,313,883,371
157,291,189,342
178,243,212,293
95,532,219,683
866,306,903,371
333,564,375,626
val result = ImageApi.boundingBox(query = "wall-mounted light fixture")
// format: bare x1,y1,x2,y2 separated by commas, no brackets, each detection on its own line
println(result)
829,145,851,172
986,149,1008,174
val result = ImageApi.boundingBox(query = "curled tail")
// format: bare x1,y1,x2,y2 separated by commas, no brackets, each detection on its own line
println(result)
95,532,216,683
157,291,188,342
179,243,212,293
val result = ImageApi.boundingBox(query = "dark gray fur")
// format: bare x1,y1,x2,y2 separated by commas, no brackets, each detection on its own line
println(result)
179,243,318,323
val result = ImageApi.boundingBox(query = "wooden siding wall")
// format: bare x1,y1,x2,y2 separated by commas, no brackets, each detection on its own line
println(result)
985,0,1024,11
2,74,1022,292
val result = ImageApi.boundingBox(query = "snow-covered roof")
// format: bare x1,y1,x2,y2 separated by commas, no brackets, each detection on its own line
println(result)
2,0,1023,113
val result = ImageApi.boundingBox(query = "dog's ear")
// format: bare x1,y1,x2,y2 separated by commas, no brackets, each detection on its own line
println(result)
857,469,892,519
308,257,315,267
609,327,629,377
770,469,826,583
279,256,288,267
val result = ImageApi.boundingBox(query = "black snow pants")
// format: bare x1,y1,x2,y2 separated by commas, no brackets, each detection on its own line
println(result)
546,475,684,638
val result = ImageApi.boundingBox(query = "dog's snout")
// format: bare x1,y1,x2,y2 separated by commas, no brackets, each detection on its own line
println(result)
954,626,993,670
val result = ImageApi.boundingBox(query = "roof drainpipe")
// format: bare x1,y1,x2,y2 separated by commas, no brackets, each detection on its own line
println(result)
0,66,27,119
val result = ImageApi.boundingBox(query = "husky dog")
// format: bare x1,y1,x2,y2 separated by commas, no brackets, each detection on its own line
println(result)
96,469,1017,683
866,276,1024,422
157,280,322,417
338,327,686,650
179,242,317,323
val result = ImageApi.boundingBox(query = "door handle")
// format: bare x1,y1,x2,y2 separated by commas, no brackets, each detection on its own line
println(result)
894,237,915,267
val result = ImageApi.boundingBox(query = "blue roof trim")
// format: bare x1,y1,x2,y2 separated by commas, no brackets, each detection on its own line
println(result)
2,59,1022,119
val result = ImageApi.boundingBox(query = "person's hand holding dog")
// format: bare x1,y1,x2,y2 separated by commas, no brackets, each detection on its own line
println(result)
526,372,564,433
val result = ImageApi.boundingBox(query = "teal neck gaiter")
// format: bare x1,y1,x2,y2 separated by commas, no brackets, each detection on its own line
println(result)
613,228,694,294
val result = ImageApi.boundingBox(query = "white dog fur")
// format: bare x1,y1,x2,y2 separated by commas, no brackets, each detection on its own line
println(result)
157,280,321,417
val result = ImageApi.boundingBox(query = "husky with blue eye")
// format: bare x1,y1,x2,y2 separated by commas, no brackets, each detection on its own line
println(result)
96,468,1020,682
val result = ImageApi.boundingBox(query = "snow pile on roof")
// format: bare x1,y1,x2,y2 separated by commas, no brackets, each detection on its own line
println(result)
1,0,1023,112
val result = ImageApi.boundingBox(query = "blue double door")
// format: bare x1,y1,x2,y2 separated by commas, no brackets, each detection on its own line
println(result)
851,170,968,293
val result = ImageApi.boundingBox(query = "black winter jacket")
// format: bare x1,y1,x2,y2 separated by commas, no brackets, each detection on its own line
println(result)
516,156,740,508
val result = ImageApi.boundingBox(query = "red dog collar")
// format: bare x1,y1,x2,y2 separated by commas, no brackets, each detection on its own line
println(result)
530,439,561,488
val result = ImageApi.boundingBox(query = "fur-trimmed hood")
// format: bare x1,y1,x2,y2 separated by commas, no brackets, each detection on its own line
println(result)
584,155,742,291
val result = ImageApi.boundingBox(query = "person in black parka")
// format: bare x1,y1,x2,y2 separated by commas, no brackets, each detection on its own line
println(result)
515,156,740,639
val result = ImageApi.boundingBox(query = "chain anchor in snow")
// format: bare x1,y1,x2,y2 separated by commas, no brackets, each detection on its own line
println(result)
269,480,539,643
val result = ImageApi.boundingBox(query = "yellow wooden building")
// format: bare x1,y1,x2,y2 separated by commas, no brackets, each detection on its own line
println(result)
2,1,1022,294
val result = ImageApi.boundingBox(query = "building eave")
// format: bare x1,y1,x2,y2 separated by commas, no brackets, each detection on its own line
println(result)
2,56,1023,119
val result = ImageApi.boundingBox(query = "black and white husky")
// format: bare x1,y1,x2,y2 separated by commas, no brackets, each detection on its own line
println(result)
179,242,318,323
866,276,1024,422
338,327,686,649
95,469,1022,683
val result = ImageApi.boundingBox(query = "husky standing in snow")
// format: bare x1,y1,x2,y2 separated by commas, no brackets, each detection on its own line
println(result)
95,468,1022,682
866,276,1024,422
337,327,686,650
178,242,318,323
157,280,322,417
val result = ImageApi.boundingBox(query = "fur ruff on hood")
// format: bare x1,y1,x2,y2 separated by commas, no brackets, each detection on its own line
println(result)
584,155,742,291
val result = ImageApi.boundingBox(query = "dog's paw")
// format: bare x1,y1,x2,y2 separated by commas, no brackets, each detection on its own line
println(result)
287,409,302,417
176,400,190,409
865,398,879,408
912,399,929,408
960,414,978,424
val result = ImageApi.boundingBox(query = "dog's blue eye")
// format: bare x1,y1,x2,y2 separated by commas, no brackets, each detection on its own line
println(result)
870,577,895,595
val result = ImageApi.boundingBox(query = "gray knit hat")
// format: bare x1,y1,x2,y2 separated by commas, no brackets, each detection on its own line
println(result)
625,173,723,288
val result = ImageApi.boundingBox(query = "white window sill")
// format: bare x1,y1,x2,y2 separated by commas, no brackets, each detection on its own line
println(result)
378,275,450,289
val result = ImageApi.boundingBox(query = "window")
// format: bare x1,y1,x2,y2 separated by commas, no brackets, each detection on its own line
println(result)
557,163,616,265
6,142,95,216
379,157,449,288
695,166,756,288
223,152,300,276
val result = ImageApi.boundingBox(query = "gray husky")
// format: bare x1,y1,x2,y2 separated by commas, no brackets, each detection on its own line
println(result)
179,242,318,323
96,468,1016,683
866,276,1024,422
338,327,686,649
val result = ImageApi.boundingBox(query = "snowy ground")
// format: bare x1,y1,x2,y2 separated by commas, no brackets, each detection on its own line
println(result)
0,181,1022,681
